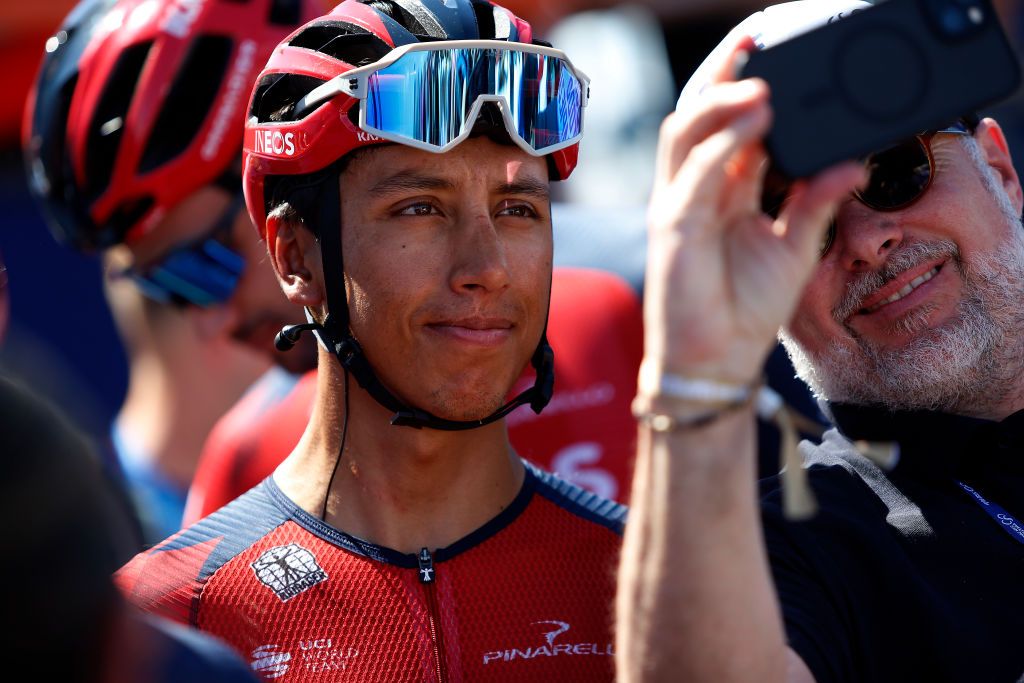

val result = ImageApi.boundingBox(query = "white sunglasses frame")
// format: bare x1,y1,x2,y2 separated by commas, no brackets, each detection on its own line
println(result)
294,39,590,157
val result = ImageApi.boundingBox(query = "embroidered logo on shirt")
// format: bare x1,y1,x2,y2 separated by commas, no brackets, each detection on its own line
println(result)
250,644,292,679
298,637,360,674
481,619,615,665
536,620,570,646
252,544,328,602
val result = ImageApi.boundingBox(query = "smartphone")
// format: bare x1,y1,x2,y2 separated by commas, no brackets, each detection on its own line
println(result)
739,0,1022,178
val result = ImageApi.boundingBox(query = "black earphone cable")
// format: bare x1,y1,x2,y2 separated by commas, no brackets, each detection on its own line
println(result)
321,370,350,522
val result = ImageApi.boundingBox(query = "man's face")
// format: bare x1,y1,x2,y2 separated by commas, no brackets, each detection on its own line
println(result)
337,137,553,422
127,186,310,372
782,130,1024,415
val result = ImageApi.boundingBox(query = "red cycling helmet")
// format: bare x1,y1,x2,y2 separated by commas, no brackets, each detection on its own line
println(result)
23,0,324,251
242,0,582,238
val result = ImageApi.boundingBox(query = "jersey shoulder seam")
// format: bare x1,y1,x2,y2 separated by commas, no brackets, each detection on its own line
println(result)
526,461,627,535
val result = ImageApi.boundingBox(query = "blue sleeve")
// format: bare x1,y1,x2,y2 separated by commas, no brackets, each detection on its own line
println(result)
139,613,259,683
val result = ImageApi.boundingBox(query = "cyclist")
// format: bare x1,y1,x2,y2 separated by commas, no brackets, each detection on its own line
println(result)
117,1,623,679
24,0,323,542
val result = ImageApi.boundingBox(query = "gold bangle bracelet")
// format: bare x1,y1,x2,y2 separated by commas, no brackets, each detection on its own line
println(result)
631,391,756,433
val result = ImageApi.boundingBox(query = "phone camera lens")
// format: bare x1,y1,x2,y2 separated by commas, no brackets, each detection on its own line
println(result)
940,6,968,33
925,0,987,38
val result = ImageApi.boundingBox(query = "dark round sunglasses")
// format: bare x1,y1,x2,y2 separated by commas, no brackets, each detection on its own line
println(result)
761,119,975,257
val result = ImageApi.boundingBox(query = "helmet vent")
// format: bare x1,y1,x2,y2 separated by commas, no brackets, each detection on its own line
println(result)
84,40,153,201
367,1,432,38
289,22,393,66
269,0,303,25
471,1,495,40
138,35,234,174
251,73,327,123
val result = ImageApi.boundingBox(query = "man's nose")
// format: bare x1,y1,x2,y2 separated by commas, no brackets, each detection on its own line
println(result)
833,204,906,272
449,214,511,294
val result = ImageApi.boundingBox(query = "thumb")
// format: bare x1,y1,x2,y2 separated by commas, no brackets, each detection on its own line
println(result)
776,162,867,261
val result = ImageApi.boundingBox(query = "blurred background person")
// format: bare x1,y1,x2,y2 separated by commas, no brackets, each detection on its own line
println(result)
20,0,322,543
0,372,259,682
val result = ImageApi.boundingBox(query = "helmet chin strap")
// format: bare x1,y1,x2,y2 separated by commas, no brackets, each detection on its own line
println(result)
280,170,554,431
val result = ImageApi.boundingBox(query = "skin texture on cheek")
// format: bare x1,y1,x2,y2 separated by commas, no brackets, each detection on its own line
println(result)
785,255,854,365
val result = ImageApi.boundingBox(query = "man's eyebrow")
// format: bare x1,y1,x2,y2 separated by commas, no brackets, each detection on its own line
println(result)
368,173,550,201
369,172,455,195
496,179,550,201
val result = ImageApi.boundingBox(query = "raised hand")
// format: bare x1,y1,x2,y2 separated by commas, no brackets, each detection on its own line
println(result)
644,38,866,387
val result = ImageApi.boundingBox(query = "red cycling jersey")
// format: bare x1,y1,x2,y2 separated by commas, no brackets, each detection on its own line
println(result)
183,267,642,525
118,463,624,682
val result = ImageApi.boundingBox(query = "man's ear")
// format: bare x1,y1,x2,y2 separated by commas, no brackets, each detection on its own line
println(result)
975,117,1023,216
266,213,324,307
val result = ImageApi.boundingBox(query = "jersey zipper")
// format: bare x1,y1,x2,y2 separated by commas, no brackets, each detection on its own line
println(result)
418,547,449,683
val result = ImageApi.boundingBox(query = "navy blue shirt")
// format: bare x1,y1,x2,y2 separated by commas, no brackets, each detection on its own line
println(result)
761,404,1024,683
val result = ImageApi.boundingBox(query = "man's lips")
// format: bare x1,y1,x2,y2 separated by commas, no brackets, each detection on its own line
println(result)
850,259,946,319
425,317,514,346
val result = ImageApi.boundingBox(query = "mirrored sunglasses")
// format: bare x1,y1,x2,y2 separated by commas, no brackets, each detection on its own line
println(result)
125,193,245,308
295,39,590,157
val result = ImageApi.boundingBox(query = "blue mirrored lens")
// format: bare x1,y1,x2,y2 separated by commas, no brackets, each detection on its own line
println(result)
364,48,583,152
133,238,244,307
129,195,245,308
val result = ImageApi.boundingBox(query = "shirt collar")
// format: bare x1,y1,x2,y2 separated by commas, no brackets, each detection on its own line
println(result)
826,402,1024,482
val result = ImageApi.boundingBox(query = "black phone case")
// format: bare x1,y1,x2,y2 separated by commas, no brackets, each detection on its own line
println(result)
740,0,1022,178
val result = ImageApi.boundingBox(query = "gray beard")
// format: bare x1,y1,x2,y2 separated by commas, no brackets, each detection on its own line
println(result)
781,230,1024,416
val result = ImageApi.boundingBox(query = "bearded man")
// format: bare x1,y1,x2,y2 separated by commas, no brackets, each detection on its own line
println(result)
616,1,1024,681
